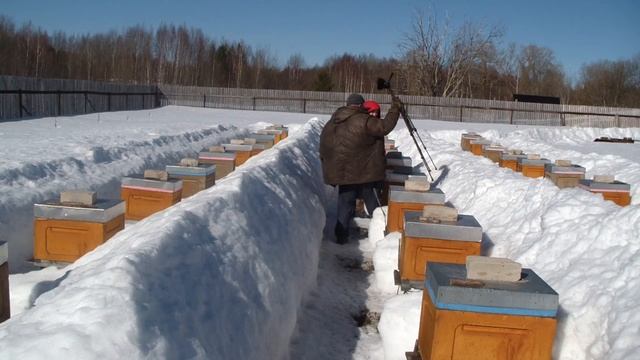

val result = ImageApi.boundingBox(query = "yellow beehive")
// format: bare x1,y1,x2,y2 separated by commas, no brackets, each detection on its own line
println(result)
166,163,216,198
198,151,236,180
579,177,632,206
397,209,482,290
33,198,125,263
517,157,550,178
386,182,444,233
121,176,182,220
470,139,491,156
414,262,558,360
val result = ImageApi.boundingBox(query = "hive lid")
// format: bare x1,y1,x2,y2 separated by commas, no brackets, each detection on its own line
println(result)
403,211,482,242
34,199,125,223
247,133,276,142
425,262,559,317
385,170,423,184
578,179,630,191
223,144,253,152
461,133,481,139
544,163,586,174
199,151,236,161
499,153,527,161
0,241,7,265
389,185,445,204
252,143,267,150
386,157,412,167
122,176,183,192
483,145,505,152
166,164,216,177
517,157,551,166
470,139,491,145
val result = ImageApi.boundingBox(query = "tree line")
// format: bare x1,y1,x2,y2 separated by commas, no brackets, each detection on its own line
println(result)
0,15,638,108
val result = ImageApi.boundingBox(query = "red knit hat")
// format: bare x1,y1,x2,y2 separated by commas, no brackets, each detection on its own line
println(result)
363,100,380,113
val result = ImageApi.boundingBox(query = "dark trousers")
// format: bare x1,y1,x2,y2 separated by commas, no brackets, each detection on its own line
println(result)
335,181,382,240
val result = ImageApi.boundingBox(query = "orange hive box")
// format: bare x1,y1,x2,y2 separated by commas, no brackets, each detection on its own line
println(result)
166,163,216,198
499,152,527,171
460,133,481,151
469,139,491,156
517,157,551,178
544,163,586,188
0,241,9,323
121,177,182,220
578,178,632,206
257,129,285,144
387,182,445,233
222,143,253,166
33,198,125,263
413,262,558,360
396,210,482,291
198,151,236,180
482,144,506,163
383,168,423,206
250,143,267,157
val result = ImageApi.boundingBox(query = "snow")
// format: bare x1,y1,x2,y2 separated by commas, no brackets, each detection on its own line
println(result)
1,105,639,360
374,123,640,360
0,108,333,359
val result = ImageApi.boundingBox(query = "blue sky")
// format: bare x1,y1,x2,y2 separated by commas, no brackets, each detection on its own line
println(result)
2,0,638,80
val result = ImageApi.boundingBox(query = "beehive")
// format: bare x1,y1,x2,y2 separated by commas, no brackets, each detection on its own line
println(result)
578,178,632,206
469,139,492,156
460,133,481,151
544,163,586,188
198,151,236,180
257,129,285,144
383,169,423,205
121,177,182,220
416,262,558,360
385,138,396,152
482,144,506,163
386,155,413,170
246,133,276,149
0,241,9,323
267,125,289,139
222,143,253,166
166,164,216,198
387,185,445,233
250,143,267,157
33,198,125,262
398,210,482,289
517,157,551,178
499,153,527,171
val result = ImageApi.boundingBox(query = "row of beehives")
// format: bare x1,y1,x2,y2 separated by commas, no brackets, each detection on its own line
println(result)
382,138,558,360
462,132,633,206
0,125,289,325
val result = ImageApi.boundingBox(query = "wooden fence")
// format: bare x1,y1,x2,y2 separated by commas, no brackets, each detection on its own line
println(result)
159,84,640,128
0,76,159,121
1,76,639,128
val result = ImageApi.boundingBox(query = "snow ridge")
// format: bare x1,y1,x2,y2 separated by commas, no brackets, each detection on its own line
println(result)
0,117,331,360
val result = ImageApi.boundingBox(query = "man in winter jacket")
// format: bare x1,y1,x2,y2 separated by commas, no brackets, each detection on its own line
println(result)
319,93,403,244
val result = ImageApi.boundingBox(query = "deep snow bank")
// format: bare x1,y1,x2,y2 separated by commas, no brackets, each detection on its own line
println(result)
375,125,640,360
0,107,252,271
0,117,331,360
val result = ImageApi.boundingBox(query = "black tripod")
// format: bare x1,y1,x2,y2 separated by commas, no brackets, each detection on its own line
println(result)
377,74,438,181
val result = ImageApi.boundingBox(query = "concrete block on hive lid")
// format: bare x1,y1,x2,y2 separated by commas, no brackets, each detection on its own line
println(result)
243,138,257,145
60,190,97,206
466,256,522,282
230,139,245,145
144,170,169,181
180,158,199,167
209,145,225,153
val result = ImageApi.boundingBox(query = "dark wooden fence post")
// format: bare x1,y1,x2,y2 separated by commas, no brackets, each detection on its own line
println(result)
57,91,62,116
459,106,463,122
510,109,514,124
203,94,206,108
18,89,23,118
108,93,112,111
303,99,307,113
252,97,256,111
84,91,88,113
